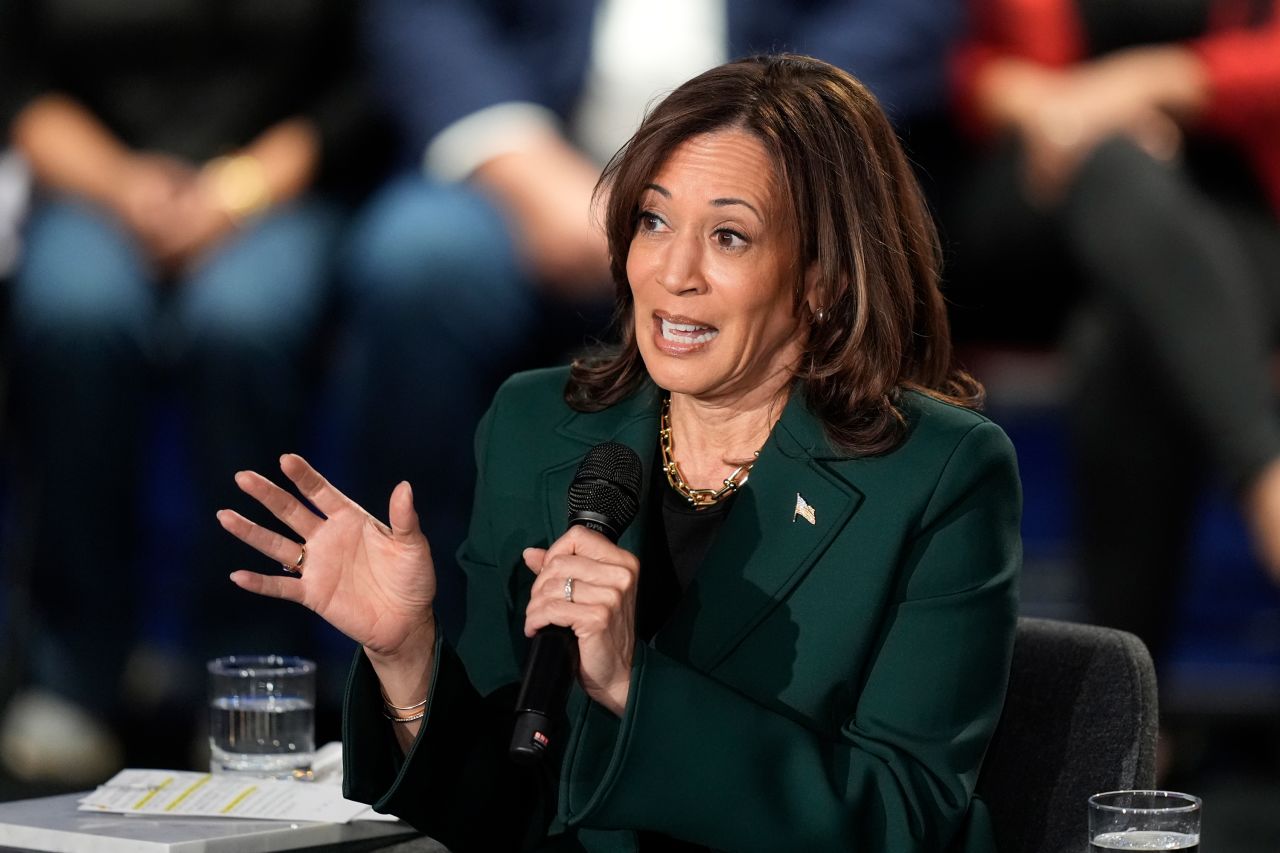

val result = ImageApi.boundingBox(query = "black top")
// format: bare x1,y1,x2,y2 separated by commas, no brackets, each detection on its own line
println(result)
0,0,386,193
636,455,736,853
636,457,735,643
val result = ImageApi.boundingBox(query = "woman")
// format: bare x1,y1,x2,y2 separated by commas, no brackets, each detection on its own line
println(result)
220,55,1021,852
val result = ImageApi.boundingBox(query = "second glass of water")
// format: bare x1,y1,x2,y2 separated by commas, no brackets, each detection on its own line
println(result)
208,655,315,778
1089,790,1201,850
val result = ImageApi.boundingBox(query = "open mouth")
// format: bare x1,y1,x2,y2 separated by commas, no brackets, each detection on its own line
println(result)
659,316,719,345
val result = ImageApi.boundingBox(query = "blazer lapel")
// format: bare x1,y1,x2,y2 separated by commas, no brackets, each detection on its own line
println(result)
655,392,864,671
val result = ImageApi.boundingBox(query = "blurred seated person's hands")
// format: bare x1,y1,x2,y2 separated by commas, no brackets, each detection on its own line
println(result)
973,46,1209,205
13,94,319,275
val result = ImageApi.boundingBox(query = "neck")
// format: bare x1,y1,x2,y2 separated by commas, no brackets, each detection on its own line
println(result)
667,378,791,489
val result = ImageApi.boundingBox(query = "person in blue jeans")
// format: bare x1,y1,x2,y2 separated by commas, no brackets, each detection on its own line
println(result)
0,0,382,783
341,0,964,639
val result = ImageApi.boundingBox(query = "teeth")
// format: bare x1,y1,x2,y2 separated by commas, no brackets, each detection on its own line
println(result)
661,318,718,344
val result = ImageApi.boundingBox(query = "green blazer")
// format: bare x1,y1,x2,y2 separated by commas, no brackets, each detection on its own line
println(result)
343,366,1022,853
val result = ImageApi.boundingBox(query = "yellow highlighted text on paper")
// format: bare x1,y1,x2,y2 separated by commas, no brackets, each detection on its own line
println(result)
131,777,173,810
164,774,212,812
221,785,259,814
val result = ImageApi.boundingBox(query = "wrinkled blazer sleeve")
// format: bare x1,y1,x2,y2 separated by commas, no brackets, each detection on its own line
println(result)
559,421,1021,852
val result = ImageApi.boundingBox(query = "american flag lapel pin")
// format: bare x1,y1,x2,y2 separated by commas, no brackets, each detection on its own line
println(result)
793,493,816,525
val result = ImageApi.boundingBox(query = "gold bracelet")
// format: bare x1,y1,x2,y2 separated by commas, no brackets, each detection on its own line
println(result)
383,710,426,724
379,689,428,712
203,153,272,224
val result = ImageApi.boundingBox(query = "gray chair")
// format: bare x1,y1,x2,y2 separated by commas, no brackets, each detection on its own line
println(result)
976,617,1159,853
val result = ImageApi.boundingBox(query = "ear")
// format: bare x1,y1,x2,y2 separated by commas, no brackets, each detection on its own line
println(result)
802,262,822,317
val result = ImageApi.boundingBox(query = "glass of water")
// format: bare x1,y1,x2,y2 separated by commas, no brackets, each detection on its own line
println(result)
208,655,315,779
1089,790,1201,851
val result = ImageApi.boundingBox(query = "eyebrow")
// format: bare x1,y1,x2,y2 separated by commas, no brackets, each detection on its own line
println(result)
711,197,763,221
642,183,764,221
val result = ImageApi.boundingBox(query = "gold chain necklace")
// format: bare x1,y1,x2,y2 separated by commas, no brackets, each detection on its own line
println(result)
660,395,759,509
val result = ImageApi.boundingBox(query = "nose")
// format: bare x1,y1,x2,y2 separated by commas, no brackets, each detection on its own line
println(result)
655,232,706,296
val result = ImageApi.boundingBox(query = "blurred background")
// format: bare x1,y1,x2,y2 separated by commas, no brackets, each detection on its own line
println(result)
1,1,1278,850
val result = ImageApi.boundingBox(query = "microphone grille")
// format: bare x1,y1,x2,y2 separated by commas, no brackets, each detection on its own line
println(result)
567,442,643,532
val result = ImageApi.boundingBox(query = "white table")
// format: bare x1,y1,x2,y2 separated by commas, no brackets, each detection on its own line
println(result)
0,792,431,853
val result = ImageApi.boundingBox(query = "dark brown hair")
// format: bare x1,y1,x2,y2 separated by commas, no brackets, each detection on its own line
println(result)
566,53,981,455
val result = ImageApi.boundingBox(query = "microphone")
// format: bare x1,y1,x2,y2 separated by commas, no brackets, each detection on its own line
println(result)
509,441,643,765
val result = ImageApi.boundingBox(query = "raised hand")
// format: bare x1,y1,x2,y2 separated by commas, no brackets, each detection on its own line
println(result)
217,453,436,659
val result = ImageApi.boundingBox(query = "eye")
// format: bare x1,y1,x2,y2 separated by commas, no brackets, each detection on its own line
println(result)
636,211,668,233
714,228,749,250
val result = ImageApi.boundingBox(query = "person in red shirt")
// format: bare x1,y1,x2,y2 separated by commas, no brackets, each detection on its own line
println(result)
949,0,1280,668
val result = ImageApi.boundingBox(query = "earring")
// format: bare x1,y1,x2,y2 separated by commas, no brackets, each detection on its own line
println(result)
813,306,827,324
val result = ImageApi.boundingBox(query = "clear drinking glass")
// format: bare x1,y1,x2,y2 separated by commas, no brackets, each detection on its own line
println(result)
207,655,316,778
1089,790,1201,851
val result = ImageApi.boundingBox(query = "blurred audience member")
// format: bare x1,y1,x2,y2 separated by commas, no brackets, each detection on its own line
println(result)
0,0,381,784
341,0,964,636
948,0,1280,664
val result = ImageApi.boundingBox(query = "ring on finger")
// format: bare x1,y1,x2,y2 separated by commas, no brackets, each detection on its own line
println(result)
564,577,575,603
282,543,306,575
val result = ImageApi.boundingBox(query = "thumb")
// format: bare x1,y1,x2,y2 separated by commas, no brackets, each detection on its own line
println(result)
523,547,548,573
388,481,422,540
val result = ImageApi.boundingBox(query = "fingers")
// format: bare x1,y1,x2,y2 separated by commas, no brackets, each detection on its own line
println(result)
279,453,351,517
229,570,306,606
233,470,324,538
526,552,633,599
217,509,307,570
523,548,635,638
520,531,638,717
543,525,641,571
551,578,623,610
524,597,614,638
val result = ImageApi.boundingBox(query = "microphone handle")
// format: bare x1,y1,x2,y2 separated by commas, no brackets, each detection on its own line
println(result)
509,627,578,764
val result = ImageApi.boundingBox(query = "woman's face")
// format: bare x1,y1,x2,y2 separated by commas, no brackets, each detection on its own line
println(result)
627,129,806,405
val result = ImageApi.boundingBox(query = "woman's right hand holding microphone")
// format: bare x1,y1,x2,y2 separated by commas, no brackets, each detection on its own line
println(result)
218,453,437,745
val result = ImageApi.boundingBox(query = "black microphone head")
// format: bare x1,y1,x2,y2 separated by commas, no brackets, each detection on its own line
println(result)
566,442,643,542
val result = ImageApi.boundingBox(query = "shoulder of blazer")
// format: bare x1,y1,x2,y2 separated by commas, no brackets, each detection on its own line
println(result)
488,365,661,444
895,389,999,452
774,388,1014,521
479,366,662,482
775,386,999,463
489,364,574,418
